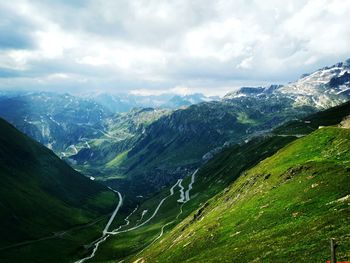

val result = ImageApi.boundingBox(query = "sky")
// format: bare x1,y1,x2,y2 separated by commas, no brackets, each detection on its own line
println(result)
0,0,350,97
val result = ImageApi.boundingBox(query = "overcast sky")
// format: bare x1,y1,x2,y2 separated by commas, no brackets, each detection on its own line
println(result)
0,0,349,96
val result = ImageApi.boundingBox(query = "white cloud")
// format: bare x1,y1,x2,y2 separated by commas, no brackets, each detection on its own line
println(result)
46,73,70,80
184,17,266,63
170,86,192,96
0,0,349,95
237,56,253,69
36,27,78,59
80,43,167,71
282,0,350,57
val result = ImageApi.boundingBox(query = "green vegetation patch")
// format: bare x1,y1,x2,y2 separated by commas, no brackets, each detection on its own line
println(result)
134,127,350,262
106,150,129,168
237,112,258,125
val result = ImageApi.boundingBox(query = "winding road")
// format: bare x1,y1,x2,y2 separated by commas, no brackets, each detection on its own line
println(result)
75,169,199,263
112,205,139,232
184,169,198,202
135,210,148,226
75,188,123,263
108,179,181,235
134,169,198,259
177,179,185,203
103,189,123,235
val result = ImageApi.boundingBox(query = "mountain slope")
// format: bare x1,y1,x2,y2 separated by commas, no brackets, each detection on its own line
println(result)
225,59,350,109
279,59,350,108
66,108,171,180
109,94,312,196
0,118,118,263
85,132,296,262
108,59,350,198
134,125,350,262
0,92,112,152
80,102,350,262
0,92,172,186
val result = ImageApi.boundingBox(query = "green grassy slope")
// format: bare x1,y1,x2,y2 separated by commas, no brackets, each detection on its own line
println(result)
274,100,350,135
66,108,171,184
0,118,118,263
83,102,350,262
111,97,315,197
84,136,295,262
135,126,350,262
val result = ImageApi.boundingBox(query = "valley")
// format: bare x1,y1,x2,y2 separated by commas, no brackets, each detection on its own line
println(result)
1,61,349,200
74,99,350,263
0,59,349,262
1,1,350,262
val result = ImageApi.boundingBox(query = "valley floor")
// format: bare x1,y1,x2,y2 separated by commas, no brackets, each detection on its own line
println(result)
75,170,200,263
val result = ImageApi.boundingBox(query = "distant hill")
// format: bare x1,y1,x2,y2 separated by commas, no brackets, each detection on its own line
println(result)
0,92,112,152
88,92,218,112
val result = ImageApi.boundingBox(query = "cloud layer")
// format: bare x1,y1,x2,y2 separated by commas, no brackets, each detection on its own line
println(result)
0,0,350,96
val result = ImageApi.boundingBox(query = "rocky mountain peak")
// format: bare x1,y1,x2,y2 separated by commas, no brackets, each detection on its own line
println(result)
223,85,282,100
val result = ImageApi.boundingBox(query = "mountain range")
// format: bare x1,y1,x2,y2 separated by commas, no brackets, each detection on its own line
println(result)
78,95,350,263
0,59,349,262
72,59,350,199
86,92,219,113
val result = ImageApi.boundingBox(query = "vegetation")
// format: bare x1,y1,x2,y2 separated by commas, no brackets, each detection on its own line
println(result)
1,77,350,262
111,96,315,198
133,127,350,262
81,134,295,262
72,101,350,262
0,118,118,263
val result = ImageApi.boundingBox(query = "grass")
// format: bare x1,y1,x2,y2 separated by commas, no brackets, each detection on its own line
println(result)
134,127,350,262
79,102,350,262
0,118,119,262
102,96,316,198
0,216,110,263
106,150,129,168
3,101,350,262
81,130,297,262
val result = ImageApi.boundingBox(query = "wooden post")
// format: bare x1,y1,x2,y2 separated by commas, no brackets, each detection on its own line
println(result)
330,238,336,263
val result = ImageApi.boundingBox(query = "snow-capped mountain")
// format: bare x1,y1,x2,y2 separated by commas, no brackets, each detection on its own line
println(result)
223,85,282,99
224,58,350,109
279,59,350,109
